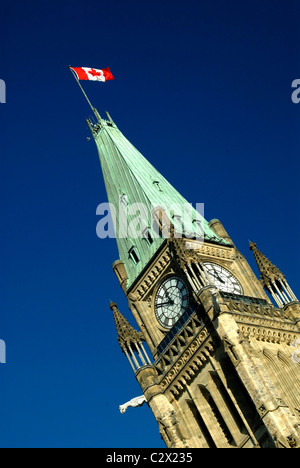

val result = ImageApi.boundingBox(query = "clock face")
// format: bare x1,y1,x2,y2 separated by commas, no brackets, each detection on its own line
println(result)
203,262,243,295
155,276,190,329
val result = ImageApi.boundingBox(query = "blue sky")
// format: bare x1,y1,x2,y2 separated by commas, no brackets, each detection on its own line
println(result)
1,0,299,448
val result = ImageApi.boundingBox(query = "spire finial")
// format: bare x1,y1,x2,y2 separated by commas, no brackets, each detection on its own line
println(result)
110,302,151,371
249,242,297,307
249,241,284,285
109,301,118,312
110,302,141,350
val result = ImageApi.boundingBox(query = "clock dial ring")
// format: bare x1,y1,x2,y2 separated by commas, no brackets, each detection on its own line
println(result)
155,276,189,329
203,262,243,295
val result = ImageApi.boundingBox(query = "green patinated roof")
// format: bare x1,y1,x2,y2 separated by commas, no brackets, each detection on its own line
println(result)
88,111,228,288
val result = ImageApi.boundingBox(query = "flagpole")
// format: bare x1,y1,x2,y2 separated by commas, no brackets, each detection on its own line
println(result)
68,66,101,121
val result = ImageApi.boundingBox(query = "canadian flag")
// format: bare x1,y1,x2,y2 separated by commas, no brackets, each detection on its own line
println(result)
70,67,114,82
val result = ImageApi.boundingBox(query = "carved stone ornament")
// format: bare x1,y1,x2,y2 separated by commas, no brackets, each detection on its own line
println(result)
119,395,147,414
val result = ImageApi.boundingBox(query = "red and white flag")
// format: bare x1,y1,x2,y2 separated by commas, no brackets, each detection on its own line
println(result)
70,67,114,82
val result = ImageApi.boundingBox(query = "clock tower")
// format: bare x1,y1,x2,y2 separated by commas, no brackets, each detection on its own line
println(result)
88,109,300,448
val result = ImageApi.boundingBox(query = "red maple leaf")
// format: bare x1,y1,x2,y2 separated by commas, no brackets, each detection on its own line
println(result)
88,68,102,77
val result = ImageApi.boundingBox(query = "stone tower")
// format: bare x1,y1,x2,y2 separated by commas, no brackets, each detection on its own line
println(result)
88,109,300,448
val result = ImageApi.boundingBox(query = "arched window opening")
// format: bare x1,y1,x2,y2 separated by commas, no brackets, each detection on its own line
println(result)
128,246,140,265
186,399,216,448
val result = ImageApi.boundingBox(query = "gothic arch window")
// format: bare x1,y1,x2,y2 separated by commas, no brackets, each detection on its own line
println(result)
128,246,140,265
192,219,204,238
153,180,163,192
198,385,234,447
119,193,129,207
209,372,247,437
219,356,262,436
141,226,154,246
262,348,300,412
172,214,183,233
185,399,216,448
277,350,300,410
118,192,129,237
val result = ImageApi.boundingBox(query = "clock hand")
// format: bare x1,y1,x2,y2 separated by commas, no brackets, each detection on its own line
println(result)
210,272,225,284
162,287,175,304
157,301,174,307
